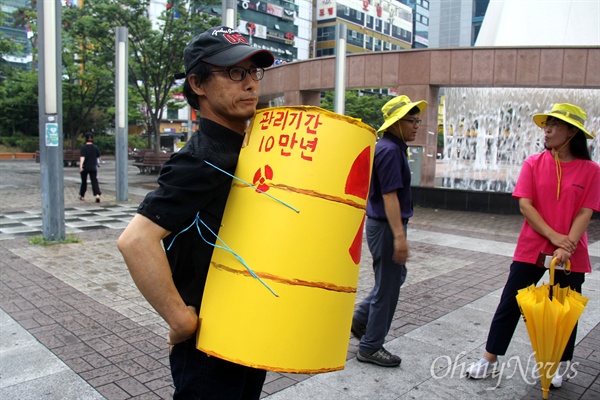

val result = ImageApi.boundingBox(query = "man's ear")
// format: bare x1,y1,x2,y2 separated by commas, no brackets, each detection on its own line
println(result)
189,75,207,97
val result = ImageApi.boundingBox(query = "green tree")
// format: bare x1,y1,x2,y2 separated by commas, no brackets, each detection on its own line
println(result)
0,70,39,137
0,9,25,105
320,90,392,133
0,6,36,138
61,5,115,148
86,0,220,151
0,2,115,145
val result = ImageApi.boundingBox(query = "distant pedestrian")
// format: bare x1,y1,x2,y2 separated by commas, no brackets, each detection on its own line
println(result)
465,103,600,388
79,132,101,202
351,95,428,367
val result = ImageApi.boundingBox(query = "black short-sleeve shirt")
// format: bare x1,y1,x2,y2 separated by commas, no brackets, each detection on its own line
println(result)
136,118,244,308
80,143,101,171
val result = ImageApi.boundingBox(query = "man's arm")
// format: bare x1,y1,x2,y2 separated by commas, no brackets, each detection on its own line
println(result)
117,214,198,345
382,191,408,265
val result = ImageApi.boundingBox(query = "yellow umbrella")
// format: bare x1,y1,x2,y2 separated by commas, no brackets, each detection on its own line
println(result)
516,258,588,399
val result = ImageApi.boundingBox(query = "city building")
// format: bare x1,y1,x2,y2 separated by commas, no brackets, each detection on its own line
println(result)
397,0,430,49
314,0,414,57
203,0,303,65
233,0,298,64
428,0,489,48
1,0,33,71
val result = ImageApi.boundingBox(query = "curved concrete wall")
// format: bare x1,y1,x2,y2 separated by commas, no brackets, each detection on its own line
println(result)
258,47,600,186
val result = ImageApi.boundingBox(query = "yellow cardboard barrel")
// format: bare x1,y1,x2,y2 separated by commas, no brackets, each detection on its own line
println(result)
197,106,376,373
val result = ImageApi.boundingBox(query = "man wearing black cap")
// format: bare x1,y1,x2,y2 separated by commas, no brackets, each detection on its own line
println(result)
118,26,274,399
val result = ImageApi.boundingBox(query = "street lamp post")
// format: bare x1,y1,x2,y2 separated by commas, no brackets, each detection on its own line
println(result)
115,26,129,202
37,0,65,241
222,0,237,28
334,23,347,114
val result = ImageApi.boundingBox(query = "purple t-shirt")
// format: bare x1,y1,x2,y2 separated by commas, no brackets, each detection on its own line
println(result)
366,132,412,221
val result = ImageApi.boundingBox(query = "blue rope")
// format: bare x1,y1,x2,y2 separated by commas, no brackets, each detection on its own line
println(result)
166,159,301,298
204,160,299,213
167,213,278,297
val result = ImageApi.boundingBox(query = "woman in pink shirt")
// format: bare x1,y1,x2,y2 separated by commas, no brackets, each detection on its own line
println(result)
466,103,600,388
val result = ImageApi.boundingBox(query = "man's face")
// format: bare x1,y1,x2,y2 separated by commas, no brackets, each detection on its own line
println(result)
391,114,422,142
194,60,261,134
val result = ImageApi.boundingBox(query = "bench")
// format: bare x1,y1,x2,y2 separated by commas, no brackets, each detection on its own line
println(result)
132,151,172,174
131,148,154,162
63,149,80,167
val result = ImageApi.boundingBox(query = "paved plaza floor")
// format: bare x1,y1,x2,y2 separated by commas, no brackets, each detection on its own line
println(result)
0,157,598,399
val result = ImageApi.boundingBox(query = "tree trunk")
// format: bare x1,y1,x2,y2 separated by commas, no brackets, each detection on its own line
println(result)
152,118,161,153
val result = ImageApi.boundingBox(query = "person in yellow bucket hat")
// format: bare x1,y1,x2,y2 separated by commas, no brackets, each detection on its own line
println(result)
351,95,427,367
466,103,600,388
118,26,274,399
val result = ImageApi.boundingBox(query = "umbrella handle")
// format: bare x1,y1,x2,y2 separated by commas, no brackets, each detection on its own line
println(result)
549,258,571,299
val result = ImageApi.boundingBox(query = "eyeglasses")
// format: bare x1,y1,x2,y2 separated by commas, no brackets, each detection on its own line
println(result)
541,120,566,129
400,118,423,126
210,67,265,81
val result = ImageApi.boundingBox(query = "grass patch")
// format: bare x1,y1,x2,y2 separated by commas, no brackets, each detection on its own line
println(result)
29,234,81,246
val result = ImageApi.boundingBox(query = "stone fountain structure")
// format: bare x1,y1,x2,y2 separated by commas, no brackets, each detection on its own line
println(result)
440,87,600,193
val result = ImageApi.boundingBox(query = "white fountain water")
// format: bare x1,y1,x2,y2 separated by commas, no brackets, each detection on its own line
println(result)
439,88,600,192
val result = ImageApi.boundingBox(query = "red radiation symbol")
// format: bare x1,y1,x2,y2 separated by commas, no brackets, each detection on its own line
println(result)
253,165,273,193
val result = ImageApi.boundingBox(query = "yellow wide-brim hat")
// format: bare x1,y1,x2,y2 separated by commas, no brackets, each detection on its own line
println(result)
533,103,593,139
377,95,428,134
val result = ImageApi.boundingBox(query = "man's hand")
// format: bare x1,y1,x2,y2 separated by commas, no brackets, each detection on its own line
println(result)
393,237,409,265
168,305,199,346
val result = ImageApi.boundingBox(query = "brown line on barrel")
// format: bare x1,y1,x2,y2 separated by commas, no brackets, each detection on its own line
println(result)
211,262,357,294
232,182,366,210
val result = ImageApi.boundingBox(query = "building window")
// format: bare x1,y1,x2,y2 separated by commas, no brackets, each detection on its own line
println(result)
399,9,411,22
167,108,178,120
317,26,336,41
347,29,363,47
365,35,373,50
317,48,335,57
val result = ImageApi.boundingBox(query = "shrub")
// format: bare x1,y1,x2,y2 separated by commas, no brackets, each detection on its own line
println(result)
93,135,115,155
129,134,147,150
0,137,20,148
15,137,39,152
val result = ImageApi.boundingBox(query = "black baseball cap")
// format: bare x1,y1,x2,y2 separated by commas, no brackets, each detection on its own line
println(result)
174,26,274,79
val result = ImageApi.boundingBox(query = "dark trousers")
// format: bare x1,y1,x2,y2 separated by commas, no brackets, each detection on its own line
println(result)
354,218,408,354
79,170,101,197
486,261,585,361
170,338,266,400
